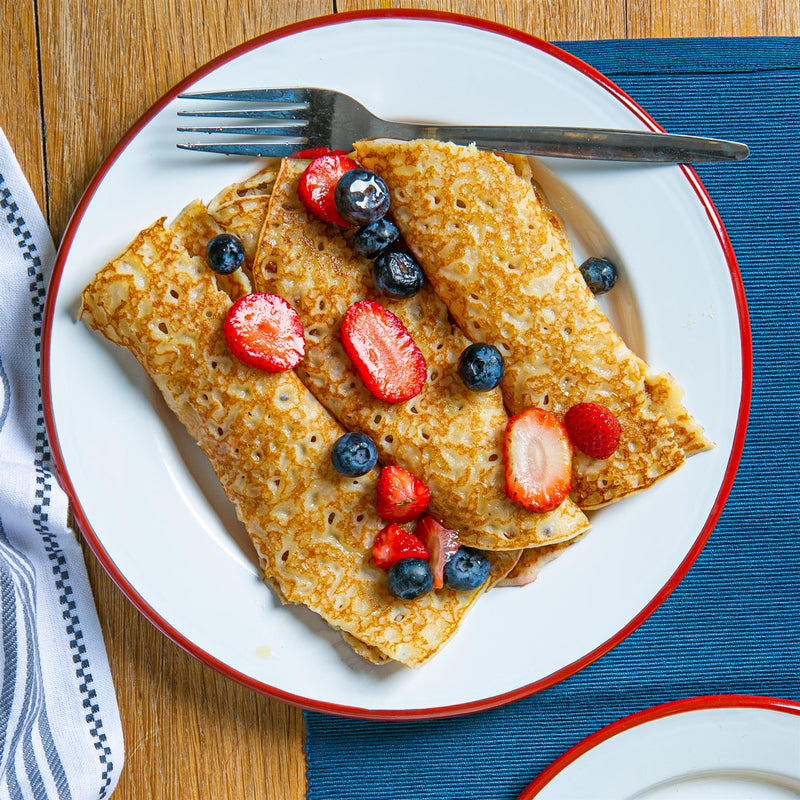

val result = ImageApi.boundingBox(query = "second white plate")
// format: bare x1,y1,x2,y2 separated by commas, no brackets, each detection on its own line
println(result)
520,696,800,799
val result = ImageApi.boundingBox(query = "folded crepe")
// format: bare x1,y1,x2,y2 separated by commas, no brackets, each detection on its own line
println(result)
354,139,712,509
250,157,590,550
79,208,516,667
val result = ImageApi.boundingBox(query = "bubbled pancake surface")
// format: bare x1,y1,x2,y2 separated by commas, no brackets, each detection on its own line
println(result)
172,199,252,300
79,212,508,668
252,158,590,549
206,162,281,266
354,139,712,508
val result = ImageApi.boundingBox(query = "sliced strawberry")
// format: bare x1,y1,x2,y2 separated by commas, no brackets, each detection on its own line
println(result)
504,407,573,513
289,147,349,159
415,516,460,589
224,292,305,372
563,402,621,460
298,153,359,226
376,465,431,523
371,523,429,570
341,300,427,403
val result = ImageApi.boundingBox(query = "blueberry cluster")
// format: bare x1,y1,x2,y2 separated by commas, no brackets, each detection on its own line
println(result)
386,546,490,599
334,168,424,300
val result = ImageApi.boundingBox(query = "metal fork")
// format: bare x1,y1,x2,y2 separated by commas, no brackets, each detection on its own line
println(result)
176,87,749,163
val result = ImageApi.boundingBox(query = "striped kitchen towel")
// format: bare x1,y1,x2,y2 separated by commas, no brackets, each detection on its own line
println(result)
0,126,124,799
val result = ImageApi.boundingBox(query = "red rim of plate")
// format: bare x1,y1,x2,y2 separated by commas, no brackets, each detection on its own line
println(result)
41,9,753,721
518,694,800,798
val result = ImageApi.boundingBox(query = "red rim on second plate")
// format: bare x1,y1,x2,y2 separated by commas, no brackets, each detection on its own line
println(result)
40,9,753,720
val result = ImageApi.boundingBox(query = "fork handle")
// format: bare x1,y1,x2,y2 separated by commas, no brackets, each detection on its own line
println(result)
370,122,749,163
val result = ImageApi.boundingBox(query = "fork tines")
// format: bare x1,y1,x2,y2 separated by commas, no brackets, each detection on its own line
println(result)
177,88,317,155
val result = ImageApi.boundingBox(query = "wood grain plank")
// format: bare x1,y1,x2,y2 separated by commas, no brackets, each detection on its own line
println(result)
339,0,800,39
336,0,627,40
628,0,800,37
38,1,330,239
0,1,46,213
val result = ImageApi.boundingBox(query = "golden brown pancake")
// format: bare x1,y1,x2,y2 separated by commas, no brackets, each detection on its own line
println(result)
354,139,712,508
79,212,515,667
251,157,590,549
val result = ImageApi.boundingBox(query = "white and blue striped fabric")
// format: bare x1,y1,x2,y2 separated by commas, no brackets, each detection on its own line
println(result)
0,127,123,799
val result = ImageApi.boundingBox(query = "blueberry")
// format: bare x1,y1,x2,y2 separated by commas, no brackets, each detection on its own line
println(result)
386,558,434,600
205,233,245,275
443,547,491,591
330,432,378,477
373,251,424,299
579,257,618,295
353,218,400,258
457,343,505,392
334,169,391,226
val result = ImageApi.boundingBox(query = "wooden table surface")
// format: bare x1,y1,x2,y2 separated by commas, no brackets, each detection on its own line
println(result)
4,1,797,797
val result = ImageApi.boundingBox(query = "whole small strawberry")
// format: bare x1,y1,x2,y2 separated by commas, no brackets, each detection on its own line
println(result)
563,402,621,460
376,465,430,524
224,292,305,372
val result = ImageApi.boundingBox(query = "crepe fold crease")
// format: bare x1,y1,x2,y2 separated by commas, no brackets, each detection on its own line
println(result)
78,206,515,668
354,138,712,508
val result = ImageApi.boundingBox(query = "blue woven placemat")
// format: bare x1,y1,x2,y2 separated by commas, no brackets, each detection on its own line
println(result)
305,37,800,800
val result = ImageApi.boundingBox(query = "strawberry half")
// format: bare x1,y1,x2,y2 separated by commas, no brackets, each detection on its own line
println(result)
376,465,431,524
504,407,573,513
371,523,429,570
341,300,427,403
224,292,305,372
298,153,359,226
563,402,621,460
415,516,460,589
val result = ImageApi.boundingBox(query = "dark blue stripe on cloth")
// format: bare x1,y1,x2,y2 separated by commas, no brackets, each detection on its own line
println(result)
0,563,19,768
305,37,800,800
37,709,72,800
0,354,10,434
22,734,47,800
0,523,72,800
0,561,39,799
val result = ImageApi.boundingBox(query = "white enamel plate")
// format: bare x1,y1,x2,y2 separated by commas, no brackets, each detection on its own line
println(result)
42,11,750,718
520,696,800,799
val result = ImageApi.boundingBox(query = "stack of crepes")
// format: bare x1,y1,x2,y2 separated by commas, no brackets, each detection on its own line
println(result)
79,139,709,667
